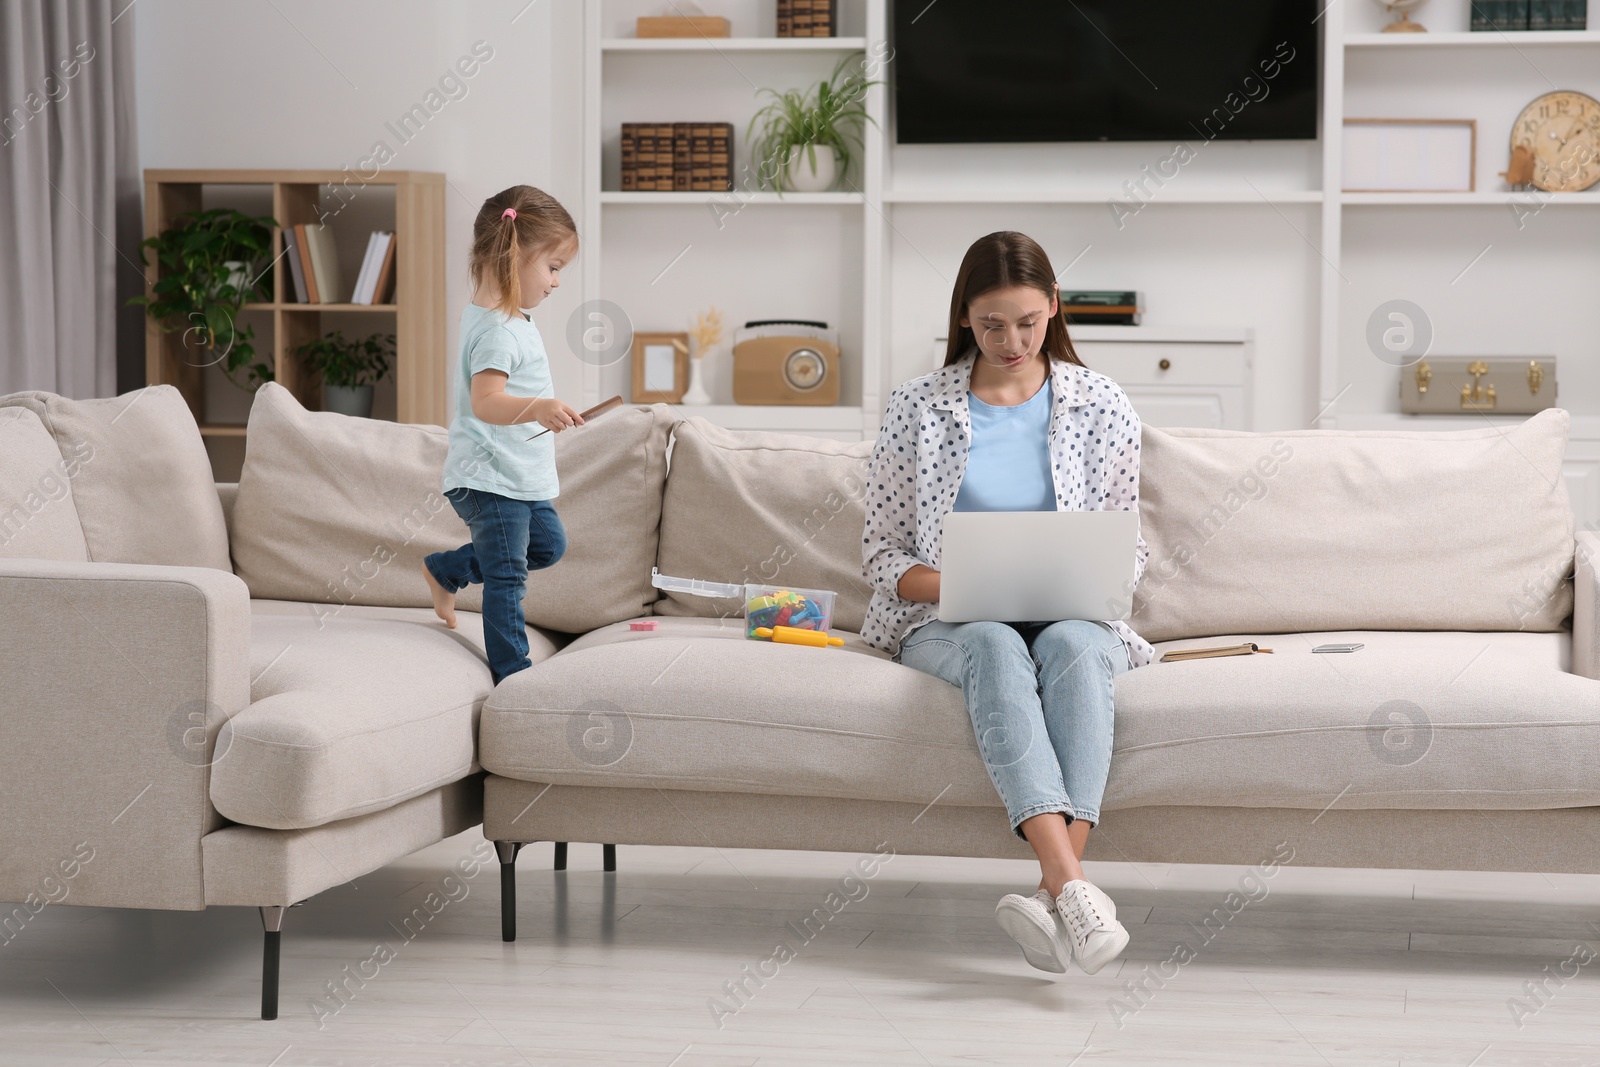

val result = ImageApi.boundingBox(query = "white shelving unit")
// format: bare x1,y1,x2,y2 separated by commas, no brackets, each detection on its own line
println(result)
578,0,885,442
576,0,1600,471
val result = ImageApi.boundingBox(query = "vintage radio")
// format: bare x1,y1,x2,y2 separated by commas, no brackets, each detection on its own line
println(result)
731,320,841,406
1399,356,1557,415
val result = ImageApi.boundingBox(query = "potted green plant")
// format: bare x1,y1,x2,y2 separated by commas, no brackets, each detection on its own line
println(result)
129,207,277,392
294,329,395,418
747,53,880,194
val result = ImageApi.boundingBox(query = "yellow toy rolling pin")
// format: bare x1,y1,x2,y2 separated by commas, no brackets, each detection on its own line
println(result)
752,625,844,648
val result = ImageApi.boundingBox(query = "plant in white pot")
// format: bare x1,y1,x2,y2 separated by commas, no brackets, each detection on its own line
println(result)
747,53,879,194
294,329,395,418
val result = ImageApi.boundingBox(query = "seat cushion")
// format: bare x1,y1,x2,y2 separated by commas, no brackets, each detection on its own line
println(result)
655,417,875,633
208,600,563,830
0,385,231,570
1107,629,1597,811
481,621,1599,815
0,406,89,561
229,382,673,634
1132,408,1575,641
478,616,1004,806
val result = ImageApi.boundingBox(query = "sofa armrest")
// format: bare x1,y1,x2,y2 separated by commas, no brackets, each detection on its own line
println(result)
1573,532,1599,680
0,557,251,912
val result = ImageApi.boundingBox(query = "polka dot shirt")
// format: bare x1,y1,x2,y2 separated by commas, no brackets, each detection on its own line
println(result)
859,350,1155,669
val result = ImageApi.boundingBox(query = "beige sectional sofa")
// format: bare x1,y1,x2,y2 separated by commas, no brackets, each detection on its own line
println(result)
2,378,1594,1019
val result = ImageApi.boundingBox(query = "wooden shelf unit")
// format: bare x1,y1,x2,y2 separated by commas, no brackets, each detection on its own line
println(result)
141,169,447,437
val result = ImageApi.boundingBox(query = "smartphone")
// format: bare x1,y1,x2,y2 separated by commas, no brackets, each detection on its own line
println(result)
1311,643,1364,653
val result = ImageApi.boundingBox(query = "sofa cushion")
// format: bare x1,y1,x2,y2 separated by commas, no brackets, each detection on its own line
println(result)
0,385,231,571
1131,408,1575,642
1105,628,1596,811
655,417,875,633
209,599,564,830
480,621,1599,815
228,383,673,634
480,616,1001,807
0,407,89,561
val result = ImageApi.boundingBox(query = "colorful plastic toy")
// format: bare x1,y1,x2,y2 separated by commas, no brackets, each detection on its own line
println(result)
753,625,844,648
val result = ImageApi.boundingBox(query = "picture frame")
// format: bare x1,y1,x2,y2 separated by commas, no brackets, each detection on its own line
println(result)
631,332,690,403
1342,118,1477,193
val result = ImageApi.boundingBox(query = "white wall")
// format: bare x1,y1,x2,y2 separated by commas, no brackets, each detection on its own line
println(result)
133,0,583,435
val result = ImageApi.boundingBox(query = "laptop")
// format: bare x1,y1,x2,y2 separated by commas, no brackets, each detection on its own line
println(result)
937,510,1139,624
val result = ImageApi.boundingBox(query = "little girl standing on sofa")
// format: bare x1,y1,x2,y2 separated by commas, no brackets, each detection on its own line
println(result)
423,185,586,685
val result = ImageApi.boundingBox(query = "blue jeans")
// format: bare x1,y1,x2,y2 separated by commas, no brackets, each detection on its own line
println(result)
424,487,567,686
896,619,1131,839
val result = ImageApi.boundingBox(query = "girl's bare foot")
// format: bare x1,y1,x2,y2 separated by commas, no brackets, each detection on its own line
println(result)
423,562,457,628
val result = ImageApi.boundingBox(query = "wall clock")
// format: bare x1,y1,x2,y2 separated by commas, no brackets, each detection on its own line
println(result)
1509,90,1600,192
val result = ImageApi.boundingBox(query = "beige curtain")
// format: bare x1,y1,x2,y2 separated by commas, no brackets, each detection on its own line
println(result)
0,0,142,398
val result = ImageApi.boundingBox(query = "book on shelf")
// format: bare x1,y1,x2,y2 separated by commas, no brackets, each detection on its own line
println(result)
298,223,344,304
1529,0,1553,30
282,225,309,303
352,232,381,305
781,0,836,37
292,223,321,303
619,120,732,191
369,232,396,304
673,122,691,191
352,231,395,304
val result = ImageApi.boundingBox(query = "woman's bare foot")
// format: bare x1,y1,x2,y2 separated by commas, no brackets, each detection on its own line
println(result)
423,562,457,628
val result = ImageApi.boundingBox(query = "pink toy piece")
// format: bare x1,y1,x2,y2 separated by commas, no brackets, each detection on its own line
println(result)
629,619,659,631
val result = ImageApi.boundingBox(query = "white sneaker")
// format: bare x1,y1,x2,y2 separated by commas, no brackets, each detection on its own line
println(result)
994,888,1070,974
1055,879,1130,975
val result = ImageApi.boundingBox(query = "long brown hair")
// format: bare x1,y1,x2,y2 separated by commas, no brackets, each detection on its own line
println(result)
942,231,1086,369
469,185,578,318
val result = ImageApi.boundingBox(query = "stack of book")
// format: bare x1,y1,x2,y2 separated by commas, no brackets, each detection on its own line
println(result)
282,225,395,305
1471,0,1587,29
777,0,837,36
620,122,733,191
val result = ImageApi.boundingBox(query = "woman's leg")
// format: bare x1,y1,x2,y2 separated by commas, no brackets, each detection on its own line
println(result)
897,620,1085,893
1026,619,1131,867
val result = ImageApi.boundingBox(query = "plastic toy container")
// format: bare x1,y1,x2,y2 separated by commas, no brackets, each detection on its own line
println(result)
651,568,837,641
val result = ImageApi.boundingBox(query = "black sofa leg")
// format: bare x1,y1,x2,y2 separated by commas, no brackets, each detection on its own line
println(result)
552,841,567,871
260,906,285,1020
603,843,616,873
496,841,523,942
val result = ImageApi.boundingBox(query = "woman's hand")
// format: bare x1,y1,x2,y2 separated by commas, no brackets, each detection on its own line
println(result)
897,564,941,603
529,397,585,433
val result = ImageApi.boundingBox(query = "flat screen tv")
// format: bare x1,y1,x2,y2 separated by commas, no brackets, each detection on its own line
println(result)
892,0,1320,144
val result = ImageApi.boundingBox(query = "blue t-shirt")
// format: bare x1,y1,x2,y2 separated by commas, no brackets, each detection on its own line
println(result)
953,378,1054,512
440,303,559,500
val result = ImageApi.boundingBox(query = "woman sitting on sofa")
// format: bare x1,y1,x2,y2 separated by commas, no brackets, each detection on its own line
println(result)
860,230,1154,978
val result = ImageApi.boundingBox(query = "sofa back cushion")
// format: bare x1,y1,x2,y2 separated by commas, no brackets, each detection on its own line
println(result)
655,417,875,633
0,385,231,570
0,407,90,561
229,383,671,633
1131,407,1575,641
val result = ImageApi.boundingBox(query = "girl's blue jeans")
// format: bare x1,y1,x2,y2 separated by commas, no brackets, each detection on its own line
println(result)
896,618,1131,839
424,487,566,686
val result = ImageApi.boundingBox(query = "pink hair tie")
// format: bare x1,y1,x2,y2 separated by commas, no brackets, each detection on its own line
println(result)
501,207,517,220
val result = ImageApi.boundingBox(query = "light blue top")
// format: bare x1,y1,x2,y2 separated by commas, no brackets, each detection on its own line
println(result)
440,303,559,500
952,378,1055,512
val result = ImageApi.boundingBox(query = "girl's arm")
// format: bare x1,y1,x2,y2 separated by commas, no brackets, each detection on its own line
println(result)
1100,394,1150,588
863,386,938,603
469,370,582,430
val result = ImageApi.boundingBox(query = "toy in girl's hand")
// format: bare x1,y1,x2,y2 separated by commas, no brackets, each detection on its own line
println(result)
753,625,844,648
526,394,625,440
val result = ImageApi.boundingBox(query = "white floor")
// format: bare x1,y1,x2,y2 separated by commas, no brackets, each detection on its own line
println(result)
3,831,1599,1066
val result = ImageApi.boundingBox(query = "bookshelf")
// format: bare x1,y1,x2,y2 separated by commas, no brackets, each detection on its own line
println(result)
141,169,447,474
